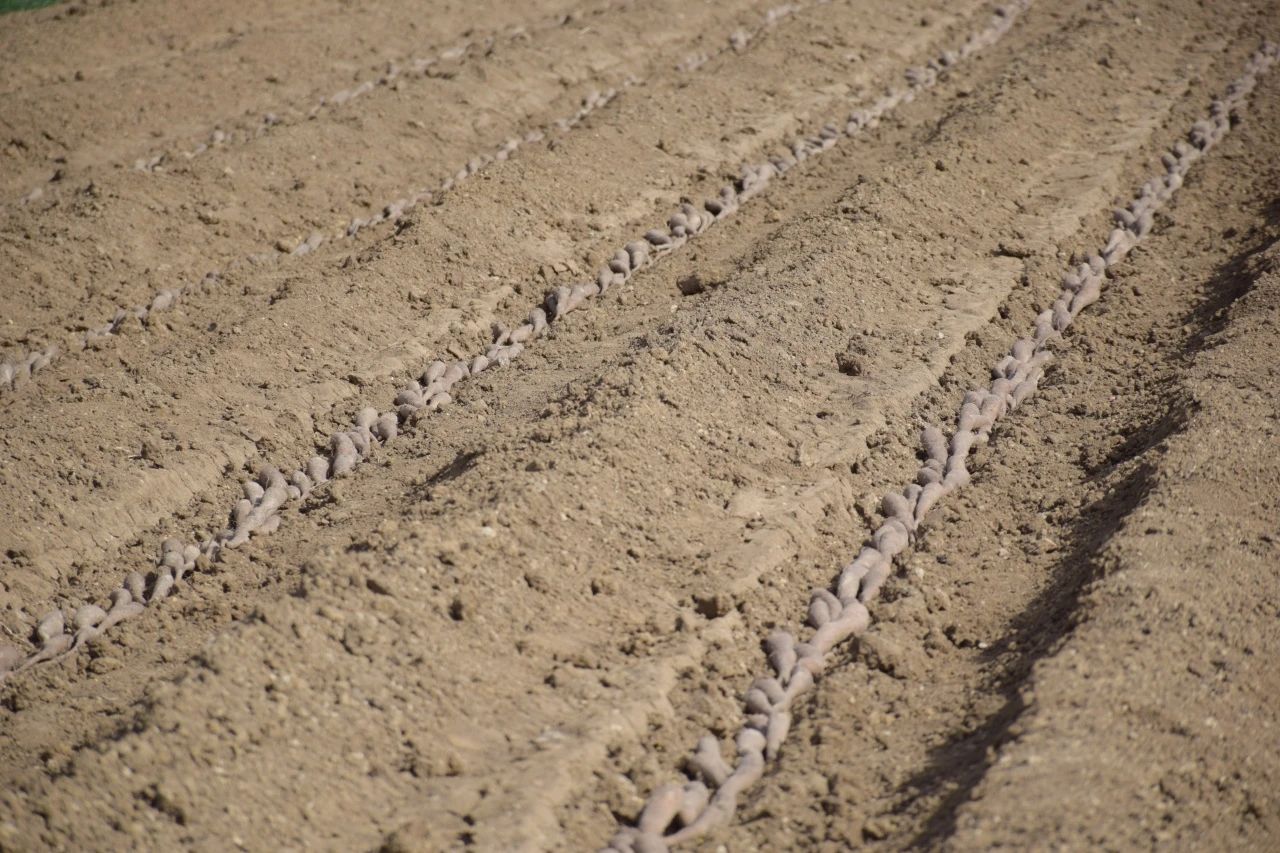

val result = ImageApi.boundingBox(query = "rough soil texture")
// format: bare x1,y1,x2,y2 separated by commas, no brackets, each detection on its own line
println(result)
1,0,1278,850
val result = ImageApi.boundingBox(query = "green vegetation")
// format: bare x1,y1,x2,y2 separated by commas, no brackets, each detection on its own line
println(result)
0,0,64,14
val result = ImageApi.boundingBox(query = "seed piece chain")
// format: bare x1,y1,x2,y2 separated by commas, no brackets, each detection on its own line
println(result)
0,0,818,395
605,36,1278,853
0,1,1010,681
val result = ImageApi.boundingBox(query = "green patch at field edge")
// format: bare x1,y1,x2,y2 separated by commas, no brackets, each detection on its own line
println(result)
0,0,64,14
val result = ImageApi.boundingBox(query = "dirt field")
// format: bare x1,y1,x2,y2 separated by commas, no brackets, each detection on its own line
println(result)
1,0,1278,849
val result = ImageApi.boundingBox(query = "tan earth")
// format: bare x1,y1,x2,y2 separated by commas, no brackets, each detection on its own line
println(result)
1,0,1278,850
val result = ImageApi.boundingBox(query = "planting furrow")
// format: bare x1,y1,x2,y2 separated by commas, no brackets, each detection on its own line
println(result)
7,2,1237,841
0,0,591,199
2,5,1054,841
0,87,623,396
0,0,981,624
0,0,819,398
711,51,1280,845
0,0,1013,689
124,0,639,175
0,0,588,98
944,233,1280,849
0,0,778,335
607,38,1277,853
3,1,1278,850
3,0,605,200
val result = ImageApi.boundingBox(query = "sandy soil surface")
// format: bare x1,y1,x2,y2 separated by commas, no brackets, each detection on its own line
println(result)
1,0,1278,850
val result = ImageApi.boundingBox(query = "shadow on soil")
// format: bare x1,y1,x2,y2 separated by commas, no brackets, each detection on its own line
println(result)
893,206,1279,847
